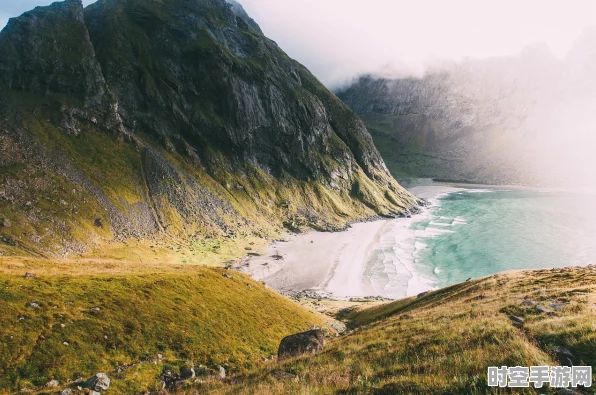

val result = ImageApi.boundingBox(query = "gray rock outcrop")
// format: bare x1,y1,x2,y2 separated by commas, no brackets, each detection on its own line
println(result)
277,329,326,360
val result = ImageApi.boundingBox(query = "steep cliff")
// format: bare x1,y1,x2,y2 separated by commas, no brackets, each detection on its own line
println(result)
338,38,596,187
0,0,417,258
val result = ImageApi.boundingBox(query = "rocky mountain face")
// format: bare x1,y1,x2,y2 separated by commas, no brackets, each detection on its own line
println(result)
0,0,417,258
338,37,596,187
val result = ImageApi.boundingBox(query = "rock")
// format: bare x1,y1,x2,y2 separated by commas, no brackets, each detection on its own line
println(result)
86,373,110,391
552,346,574,358
90,307,101,311
551,303,566,310
89,391,100,395
536,305,551,314
552,345,574,366
222,273,233,279
217,365,226,379
277,329,326,360
417,291,429,298
29,302,40,308
161,371,178,390
328,322,346,333
63,342,69,346
94,218,103,227
509,315,525,326
520,300,537,307
2,218,11,227
46,379,59,387
180,367,195,380
24,272,35,278
157,354,163,360
60,389,72,395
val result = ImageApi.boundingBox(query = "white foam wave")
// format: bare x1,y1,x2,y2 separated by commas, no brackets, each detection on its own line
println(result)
360,185,486,299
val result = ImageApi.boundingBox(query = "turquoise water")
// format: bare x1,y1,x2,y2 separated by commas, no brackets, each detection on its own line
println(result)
415,189,596,289
364,187,596,298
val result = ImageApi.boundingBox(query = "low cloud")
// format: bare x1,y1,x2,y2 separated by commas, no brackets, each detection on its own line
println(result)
239,0,596,88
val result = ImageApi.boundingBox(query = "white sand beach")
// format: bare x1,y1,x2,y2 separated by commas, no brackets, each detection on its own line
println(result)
238,185,466,299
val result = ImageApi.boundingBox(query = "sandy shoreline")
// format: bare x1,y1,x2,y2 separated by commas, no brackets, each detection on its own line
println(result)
236,219,391,298
236,184,479,299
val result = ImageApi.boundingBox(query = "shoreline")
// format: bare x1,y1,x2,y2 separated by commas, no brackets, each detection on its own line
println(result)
237,184,473,300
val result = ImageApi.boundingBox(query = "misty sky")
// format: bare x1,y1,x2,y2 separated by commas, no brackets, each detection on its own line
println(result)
1,0,595,87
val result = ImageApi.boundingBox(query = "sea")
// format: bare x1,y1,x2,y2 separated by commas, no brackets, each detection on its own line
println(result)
363,182,596,299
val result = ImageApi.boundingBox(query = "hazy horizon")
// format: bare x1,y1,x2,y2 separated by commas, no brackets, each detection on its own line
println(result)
1,0,595,88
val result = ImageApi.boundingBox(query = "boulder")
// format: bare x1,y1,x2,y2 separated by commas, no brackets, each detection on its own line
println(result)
180,367,195,380
217,365,226,379
509,315,525,326
520,300,537,307
46,379,59,387
277,329,326,360
536,305,551,314
60,389,72,395
552,346,574,358
24,272,35,278
2,218,11,227
86,373,110,391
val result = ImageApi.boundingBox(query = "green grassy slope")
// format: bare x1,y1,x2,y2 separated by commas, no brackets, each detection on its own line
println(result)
196,266,596,394
0,262,333,394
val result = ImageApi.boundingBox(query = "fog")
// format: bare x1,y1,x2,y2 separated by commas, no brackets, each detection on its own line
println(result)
2,1,595,87
239,0,596,87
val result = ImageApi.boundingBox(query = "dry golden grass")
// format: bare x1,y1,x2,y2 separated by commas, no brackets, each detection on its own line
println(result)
191,266,596,394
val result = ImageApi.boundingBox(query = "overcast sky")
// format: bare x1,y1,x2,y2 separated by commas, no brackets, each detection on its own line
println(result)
1,0,595,87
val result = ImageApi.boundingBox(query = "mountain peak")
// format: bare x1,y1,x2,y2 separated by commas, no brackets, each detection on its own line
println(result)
0,0,416,257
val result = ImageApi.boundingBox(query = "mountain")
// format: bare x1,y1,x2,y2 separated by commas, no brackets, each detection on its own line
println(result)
0,0,417,258
337,37,596,188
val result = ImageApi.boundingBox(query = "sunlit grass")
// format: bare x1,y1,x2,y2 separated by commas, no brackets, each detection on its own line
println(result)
0,261,332,393
194,266,596,394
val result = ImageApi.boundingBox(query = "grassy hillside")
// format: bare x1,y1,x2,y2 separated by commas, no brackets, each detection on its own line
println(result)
194,266,596,394
0,258,335,394
360,113,460,181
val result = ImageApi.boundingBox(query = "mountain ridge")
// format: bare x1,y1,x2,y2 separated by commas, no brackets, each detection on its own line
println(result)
337,38,596,187
0,0,418,258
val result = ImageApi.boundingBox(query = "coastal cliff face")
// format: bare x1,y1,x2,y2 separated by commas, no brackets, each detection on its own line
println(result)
337,37,596,187
0,0,417,258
